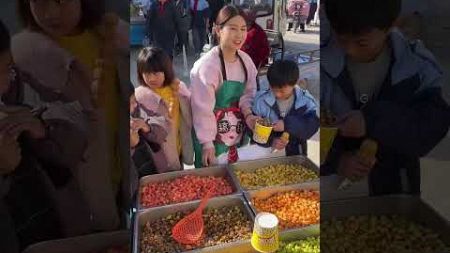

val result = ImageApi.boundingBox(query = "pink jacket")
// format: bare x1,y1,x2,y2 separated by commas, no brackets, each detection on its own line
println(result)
134,80,194,172
288,0,310,18
190,46,257,148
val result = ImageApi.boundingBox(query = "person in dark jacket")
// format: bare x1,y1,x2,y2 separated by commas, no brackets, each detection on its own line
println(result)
306,0,318,25
207,0,224,34
241,9,270,69
252,60,319,156
189,0,210,55
321,0,450,195
174,0,192,55
147,0,178,58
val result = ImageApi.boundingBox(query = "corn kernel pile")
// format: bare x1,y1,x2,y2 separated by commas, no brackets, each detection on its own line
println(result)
252,190,319,229
235,164,318,190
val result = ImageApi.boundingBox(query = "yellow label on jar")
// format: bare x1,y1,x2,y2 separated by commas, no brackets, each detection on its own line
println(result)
251,213,280,253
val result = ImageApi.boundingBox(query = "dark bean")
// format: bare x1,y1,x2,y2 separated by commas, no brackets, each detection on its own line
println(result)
140,206,252,253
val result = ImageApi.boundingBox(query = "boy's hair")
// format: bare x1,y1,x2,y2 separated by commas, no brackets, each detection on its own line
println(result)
267,60,299,88
325,0,401,35
0,20,10,53
17,0,105,31
137,47,174,87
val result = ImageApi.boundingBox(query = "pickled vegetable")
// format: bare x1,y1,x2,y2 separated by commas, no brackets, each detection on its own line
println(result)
140,206,252,253
322,215,449,253
140,175,233,208
253,190,319,229
277,237,320,253
235,164,318,190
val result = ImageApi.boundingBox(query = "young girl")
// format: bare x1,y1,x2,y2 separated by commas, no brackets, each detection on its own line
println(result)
190,5,260,167
134,47,194,172
127,91,169,214
130,92,170,175
12,0,129,232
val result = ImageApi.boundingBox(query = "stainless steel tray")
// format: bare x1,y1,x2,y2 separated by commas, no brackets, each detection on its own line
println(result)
23,230,129,253
244,182,320,233
321,195,450,246
133,195,255,253
229,155,319,191
137,165,241,211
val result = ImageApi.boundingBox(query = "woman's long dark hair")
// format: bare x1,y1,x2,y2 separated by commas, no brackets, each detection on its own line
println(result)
214,5,248,83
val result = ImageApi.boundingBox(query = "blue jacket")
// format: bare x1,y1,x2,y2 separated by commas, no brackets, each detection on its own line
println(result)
252,86,319,156
321,30,450,195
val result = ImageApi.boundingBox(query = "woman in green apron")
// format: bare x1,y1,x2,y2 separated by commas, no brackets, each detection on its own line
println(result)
190,5,261,167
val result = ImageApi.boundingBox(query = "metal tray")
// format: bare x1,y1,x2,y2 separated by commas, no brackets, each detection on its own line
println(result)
137,165,241,211
23,230,129,253
244,182,320,233
321,195,450,247
202,226,320,253
229,155,319,191
133,195,255,253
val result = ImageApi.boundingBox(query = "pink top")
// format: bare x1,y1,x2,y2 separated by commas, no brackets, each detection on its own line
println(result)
190,46,257,148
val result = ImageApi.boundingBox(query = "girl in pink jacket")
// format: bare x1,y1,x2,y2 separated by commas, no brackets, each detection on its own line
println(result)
134,47,194,172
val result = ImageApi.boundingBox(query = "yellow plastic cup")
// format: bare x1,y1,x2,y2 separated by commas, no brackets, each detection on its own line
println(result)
320,127,338,165
251,213,280,253
253,120,273,144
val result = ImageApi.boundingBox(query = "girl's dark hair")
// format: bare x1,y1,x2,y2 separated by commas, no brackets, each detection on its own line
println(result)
137,47,174,87
17,0,105,31
0,20,10,53
215,5,245,28
325,0,401,35
267,60,299,88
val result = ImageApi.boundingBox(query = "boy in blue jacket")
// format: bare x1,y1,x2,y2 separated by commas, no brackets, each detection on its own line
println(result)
252,60,319,156
321,0,450,195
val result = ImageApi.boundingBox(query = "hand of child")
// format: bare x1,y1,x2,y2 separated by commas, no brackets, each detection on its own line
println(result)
130,129,140,148
272,137,289,150
272,120,285,132
0,111,46,139
337,152,375,181
130,118,151,133
245,115,262,131
336,110,366,138
0,132,21,175
202,147,217,167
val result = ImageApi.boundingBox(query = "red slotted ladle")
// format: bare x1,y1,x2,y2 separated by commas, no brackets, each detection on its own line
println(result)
172,191,213,245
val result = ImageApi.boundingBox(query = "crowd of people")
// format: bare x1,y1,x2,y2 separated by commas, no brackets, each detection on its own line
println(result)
145,0,225,58
143,0,319,60
130,5,319,175
4,0,447,252
0,1,319,251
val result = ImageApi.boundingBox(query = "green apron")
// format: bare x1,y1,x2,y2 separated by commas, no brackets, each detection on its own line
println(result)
193,48,249,168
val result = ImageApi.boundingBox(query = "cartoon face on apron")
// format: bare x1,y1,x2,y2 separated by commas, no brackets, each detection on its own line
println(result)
193,48,248,167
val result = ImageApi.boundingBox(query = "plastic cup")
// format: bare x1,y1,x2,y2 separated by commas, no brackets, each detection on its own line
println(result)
251,213,279,253
253,119,273,144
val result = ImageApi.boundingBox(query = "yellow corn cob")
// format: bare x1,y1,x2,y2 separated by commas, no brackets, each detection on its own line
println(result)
281,132,290,142
338,139,378,191
357,139,378,165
